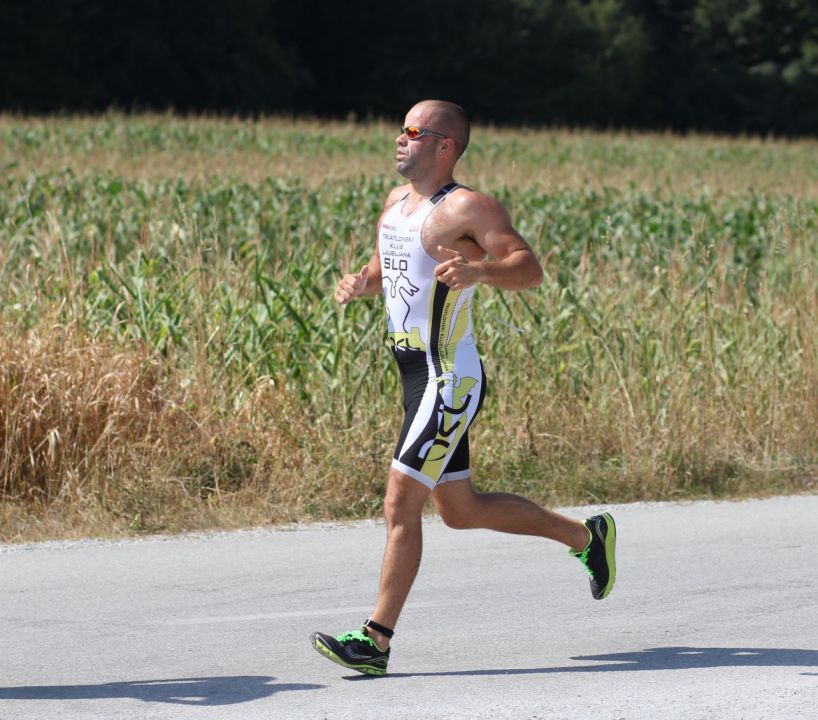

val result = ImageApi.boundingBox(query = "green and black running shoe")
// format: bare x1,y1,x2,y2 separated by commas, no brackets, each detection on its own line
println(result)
311,628,390,676
569,512,617,600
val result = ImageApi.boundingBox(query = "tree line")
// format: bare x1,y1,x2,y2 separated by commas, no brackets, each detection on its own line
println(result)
2,0,816,135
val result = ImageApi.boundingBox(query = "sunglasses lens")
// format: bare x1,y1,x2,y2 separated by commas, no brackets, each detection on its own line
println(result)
404,126,421,139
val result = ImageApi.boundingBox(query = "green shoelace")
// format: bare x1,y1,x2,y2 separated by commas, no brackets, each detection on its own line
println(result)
569,529,594,576
337,630,376,648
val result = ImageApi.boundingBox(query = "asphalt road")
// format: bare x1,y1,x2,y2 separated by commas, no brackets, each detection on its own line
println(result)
1,495,817,720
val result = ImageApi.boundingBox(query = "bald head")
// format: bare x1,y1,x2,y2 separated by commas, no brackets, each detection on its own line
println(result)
411,100,470,158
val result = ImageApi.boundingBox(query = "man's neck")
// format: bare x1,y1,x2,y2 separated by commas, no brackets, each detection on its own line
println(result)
409,171,456,200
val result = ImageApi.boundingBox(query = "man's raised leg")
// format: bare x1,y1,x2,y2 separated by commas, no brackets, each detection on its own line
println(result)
431,478,589,547
431,478,616,599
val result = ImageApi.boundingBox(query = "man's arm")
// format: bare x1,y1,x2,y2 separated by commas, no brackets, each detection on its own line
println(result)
334,246,382,304
334,185,408,304
434,193,543,291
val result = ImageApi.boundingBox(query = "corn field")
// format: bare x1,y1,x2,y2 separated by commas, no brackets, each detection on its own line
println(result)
1,115,817,541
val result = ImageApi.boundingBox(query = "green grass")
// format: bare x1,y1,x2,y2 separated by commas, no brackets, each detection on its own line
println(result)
1,114,817,542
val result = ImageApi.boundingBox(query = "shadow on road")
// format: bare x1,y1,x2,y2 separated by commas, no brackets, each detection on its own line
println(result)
0,676,324,706
350,647,818,679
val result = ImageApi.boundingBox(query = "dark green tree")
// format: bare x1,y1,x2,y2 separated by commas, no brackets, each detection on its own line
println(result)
1,0,816,133
0,0,310,113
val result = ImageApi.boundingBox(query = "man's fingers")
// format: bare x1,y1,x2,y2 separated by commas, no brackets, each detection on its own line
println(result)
335,284,352,303
435,247,465,277
437,245,460,257
434,260,459,279
435,267,456,288
434,256,477,290
335,267,368,305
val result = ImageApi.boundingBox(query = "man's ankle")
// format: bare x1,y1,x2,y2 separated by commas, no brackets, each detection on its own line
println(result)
364,617,394,651
367,629,390,651
570,524,592,553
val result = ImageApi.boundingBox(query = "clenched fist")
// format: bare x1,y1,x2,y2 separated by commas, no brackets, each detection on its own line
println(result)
334,264,369,304
434,246,481,291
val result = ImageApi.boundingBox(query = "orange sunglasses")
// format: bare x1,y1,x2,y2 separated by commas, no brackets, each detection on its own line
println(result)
401,125,447,140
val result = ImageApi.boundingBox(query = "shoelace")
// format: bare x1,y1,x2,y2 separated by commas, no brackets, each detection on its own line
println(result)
570,530,595,576
337,630,376,648
574,545,593,576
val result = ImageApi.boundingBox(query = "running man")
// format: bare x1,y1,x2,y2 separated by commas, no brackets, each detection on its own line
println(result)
311,100,616,676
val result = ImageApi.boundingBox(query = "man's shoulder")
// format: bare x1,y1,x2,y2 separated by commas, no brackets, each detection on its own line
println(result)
446,186,507,218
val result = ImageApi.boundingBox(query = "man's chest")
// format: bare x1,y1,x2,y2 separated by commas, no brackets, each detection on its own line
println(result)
421,209,483,261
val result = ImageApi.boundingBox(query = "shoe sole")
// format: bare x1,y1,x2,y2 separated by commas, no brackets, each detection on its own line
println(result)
596,512,617,600
311,634,387,676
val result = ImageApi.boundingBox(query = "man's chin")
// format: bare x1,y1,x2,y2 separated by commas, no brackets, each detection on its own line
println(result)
395,161,411,178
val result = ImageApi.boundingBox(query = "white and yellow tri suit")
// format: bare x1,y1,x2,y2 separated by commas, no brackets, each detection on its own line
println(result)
379,182,486,489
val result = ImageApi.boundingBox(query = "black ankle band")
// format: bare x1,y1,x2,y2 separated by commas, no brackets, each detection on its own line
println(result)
364,618,394,639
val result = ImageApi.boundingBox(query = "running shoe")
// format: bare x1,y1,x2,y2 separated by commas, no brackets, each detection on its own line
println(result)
311,628,390,676
569,512,617,599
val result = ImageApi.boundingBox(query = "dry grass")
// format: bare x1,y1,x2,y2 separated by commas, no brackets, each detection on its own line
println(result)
3,112,817,196
0,317,398,542
475,224,818,503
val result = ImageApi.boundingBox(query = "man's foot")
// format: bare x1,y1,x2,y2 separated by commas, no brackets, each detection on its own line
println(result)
311,628,390,676
569,512,616,599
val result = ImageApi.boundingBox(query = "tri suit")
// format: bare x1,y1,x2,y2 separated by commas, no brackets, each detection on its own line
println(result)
378,182,486,489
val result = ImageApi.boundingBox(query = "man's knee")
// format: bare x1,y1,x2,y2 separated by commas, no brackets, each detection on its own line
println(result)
383,492,411,526
383,468,429,527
